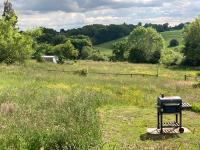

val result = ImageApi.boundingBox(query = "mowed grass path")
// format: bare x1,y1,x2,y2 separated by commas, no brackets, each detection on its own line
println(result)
0,61,199,149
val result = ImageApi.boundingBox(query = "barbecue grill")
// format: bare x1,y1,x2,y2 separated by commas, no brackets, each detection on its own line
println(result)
157,95,192,134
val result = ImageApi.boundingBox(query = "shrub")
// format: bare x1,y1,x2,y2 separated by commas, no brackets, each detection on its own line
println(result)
169,39,179,47
75,69,88,76
57,56,65,64
88,52,108,61
80,46,94,59
112,39,128,61
35,53,44,63
192,103,200,113
52,40,78,60
128,27,164,63
160,49,184,66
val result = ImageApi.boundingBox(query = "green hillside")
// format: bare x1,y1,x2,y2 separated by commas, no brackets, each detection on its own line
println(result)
95,30,184,56
161,30,184,46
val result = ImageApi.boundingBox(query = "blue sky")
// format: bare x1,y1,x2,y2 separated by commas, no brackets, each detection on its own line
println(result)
0,0,200,30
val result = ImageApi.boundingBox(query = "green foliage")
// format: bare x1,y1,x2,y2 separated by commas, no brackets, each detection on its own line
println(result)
112,39,128,61
160,49,184,66
2,1,18,27
0,19,33,64
88,52,108,61
192,103,200,112
128,27,164,63
184,16,200,66
69,35,92,49
64,24,135,45
75,68,89,76
35,52,44,63
57,56,65,64
81,46,94,59
52,40,78,60
169,39,179,47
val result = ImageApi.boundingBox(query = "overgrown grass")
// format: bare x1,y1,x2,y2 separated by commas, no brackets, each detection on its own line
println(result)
0,61,199,149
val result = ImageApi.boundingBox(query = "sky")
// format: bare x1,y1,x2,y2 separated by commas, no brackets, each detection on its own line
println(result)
0,0,199,31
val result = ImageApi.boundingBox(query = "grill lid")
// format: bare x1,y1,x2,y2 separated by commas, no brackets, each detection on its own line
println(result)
157,96,182,105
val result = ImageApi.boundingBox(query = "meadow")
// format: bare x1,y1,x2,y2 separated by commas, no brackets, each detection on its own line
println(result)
0,60,199,149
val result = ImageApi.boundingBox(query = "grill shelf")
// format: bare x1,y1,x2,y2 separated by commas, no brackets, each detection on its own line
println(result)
163,122,180,128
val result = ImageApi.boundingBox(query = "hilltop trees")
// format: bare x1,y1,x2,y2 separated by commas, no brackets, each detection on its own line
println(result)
184,16,200,66
128,27,164,63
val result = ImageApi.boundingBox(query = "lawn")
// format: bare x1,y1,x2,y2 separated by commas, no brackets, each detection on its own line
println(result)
0,61,199,149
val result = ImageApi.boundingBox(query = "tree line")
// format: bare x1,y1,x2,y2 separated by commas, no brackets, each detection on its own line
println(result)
0,0,199,66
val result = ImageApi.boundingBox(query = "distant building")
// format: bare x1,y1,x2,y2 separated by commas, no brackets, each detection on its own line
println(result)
42,56,58,64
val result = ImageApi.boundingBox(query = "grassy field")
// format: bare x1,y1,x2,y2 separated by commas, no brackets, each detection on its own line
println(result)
0,61,199,149
95,30,184,56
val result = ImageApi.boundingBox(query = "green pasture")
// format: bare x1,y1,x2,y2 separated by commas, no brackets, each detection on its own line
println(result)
0,61,199,149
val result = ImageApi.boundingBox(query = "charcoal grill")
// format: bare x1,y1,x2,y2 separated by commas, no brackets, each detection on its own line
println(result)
157,95,192,134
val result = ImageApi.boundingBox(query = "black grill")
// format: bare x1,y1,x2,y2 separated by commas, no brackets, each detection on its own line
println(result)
157,95,191,134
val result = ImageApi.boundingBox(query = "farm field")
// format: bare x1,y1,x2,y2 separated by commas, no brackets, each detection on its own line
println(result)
95,30,184,56
0,61,199,149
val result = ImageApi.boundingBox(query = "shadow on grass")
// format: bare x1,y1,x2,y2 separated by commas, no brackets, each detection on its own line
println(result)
140,133,180,141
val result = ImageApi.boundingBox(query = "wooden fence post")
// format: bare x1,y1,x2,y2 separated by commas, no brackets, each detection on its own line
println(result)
185,75,187,81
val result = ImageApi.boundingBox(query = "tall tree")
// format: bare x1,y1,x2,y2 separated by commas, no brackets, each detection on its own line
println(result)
128,27,164,63
2,0,18,26
184,16,200,66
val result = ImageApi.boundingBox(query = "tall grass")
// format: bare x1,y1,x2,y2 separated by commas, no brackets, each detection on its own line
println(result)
0,61,199,149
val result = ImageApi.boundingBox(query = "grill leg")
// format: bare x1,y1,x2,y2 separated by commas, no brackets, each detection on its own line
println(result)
157,112,160,129
176,114,178,124
180,111,182,128
160,113,163,134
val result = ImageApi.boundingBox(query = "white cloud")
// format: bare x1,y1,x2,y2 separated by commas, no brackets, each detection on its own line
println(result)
0,0,199,30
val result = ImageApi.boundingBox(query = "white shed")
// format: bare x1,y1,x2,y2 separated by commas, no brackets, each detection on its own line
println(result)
42,56,58,64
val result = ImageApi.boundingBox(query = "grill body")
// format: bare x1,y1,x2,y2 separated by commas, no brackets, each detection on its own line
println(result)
157,96,184,133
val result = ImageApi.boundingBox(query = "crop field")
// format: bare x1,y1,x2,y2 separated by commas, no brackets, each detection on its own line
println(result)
0,61,199,149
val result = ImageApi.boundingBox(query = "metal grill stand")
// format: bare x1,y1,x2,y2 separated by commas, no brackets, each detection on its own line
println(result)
157,95,185,134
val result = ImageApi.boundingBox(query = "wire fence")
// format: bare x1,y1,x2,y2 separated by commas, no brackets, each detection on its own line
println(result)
31,67,200,81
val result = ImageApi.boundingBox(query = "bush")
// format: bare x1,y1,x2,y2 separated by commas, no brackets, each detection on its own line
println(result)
35,53,44,63
80,46,94,59
169,39,179,47
160,49,184,66
128,27,164,63
0,19,33,64
88,52,108,61
192,103,200,113
57,56,65,64
52,40,78,60
112,39,128,61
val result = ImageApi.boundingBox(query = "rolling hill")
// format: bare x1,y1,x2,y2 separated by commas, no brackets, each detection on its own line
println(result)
94,30,184,56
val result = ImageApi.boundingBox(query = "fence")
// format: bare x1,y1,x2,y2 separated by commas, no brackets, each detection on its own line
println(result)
47,69,158,78
35,67,200,81
184,74,200,81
